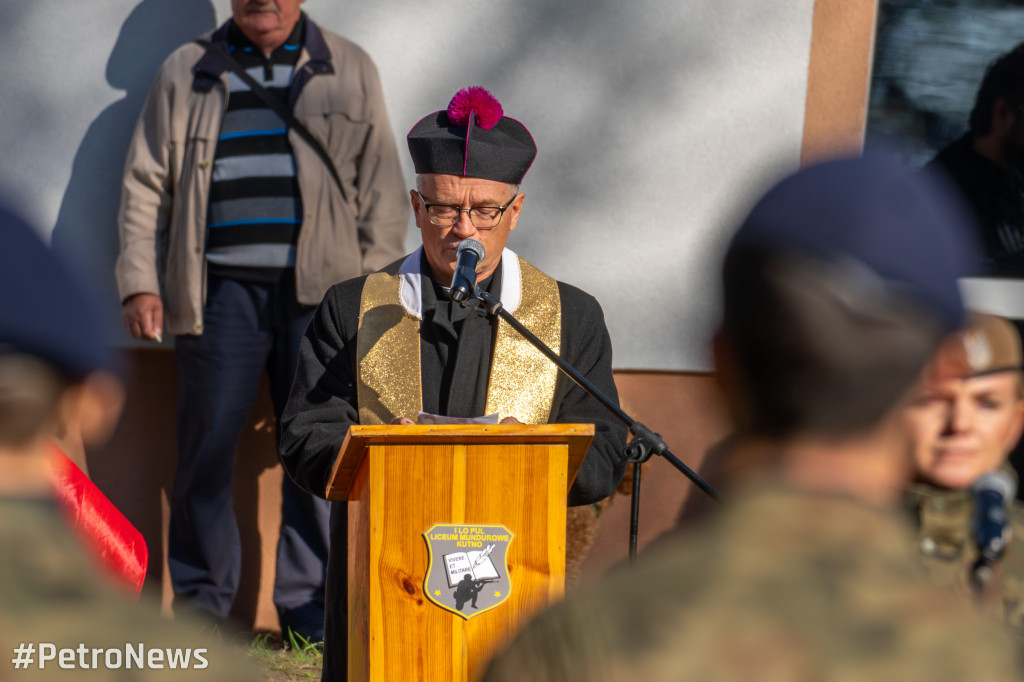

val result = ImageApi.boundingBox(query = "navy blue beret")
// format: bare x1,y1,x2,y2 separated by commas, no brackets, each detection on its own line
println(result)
0,205,112,379
727,152,979,331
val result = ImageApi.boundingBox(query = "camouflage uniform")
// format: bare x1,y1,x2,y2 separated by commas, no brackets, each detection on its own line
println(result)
907,479,1024,631
0,496,259,681
483,487,1022,682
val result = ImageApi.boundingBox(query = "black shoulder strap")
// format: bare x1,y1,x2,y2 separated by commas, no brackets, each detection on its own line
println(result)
194,39,348,203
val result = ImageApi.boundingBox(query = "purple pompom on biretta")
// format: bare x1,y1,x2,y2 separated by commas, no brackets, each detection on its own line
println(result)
446,86,504,130
407,86,537,184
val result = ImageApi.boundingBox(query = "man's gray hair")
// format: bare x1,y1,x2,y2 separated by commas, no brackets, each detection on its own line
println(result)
415,176,519,199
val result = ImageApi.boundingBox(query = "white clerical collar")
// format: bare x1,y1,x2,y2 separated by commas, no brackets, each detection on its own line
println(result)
398,246,522,320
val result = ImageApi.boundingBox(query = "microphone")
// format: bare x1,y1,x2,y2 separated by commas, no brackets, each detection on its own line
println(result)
449,239,485,303
972,469,1016,564
968,468,1016,594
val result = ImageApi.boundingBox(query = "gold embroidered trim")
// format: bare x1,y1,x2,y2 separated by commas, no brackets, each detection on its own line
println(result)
357,271,422,424
356,256,561,425
485,258,560,423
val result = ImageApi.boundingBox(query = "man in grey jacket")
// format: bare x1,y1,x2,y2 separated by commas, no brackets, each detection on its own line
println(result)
116,0,408,641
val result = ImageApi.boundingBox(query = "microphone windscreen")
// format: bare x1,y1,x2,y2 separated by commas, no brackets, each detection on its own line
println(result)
972,468,1017,501
456,238,485,260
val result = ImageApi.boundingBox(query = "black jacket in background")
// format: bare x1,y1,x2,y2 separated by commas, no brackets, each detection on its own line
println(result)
927,133,1024,278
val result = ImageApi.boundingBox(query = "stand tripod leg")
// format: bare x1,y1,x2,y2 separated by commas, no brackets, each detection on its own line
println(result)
629,461,642,563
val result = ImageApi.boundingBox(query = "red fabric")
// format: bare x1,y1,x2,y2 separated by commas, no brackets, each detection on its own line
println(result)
47,443,148,597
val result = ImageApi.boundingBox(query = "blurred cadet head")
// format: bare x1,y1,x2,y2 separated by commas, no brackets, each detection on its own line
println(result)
407,87,535,285
0,205,122,452
718,153,978,442
905,312,1024,490
970,42,1024,138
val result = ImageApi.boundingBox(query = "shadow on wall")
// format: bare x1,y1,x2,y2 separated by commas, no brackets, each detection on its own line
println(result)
46,0,248,622
362,0,789,370
50,0,217,345
412,0,719,271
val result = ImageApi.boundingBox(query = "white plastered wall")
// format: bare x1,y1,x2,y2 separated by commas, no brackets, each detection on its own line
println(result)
0,0,816,371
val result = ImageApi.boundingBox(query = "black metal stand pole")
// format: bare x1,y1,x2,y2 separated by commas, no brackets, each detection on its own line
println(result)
629,461,642,564
472,288,721,562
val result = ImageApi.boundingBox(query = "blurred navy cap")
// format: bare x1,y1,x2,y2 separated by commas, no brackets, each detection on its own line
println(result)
727,152,979,331
0,205,113,379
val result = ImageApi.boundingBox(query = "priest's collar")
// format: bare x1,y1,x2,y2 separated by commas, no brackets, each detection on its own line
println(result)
397,246,525,320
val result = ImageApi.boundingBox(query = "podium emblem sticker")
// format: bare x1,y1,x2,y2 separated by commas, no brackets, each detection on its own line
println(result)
423,523,514,619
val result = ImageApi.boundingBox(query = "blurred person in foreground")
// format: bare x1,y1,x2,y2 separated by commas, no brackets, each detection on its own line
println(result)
483,154,1022,682
0,206,257,680
904,312,1024,630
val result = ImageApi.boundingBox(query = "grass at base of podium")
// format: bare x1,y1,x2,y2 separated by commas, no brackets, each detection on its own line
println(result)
246,632,323,681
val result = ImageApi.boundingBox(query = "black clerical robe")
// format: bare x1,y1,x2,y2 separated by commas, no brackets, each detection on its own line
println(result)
280,248,628,504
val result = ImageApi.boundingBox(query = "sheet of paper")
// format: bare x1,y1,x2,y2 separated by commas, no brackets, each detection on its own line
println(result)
416,412,501,425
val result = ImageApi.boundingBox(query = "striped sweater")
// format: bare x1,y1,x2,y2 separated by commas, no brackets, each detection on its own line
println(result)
205,19,305,283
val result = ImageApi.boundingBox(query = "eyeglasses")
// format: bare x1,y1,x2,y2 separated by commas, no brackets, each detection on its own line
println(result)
416,191,518,229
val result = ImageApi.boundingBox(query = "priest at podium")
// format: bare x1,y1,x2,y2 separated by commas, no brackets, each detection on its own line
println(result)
279,86,629,680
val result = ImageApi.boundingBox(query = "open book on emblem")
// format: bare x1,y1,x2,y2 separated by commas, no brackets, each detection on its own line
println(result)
443,545,500,587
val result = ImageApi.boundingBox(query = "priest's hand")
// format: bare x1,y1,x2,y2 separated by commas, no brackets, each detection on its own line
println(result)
499,417,522,425
390,417,415,425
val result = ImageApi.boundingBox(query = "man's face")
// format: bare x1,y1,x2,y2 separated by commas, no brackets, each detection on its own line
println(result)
904,371,1024,490
231,0,305,46
411,174,523,286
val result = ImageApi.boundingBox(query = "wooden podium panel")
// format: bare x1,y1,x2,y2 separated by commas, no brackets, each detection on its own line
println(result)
333,425,593,682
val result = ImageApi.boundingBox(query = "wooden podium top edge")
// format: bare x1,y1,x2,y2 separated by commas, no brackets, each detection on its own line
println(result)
325,423,595,501
347,422,594,439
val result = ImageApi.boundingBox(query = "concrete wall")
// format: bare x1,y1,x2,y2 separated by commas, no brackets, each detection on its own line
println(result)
23,0,879,632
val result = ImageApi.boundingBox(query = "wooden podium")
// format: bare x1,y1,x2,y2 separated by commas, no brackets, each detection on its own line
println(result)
326,423,594,682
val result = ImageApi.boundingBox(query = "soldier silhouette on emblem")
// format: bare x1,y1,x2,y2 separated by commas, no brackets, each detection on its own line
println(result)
454,574,489,611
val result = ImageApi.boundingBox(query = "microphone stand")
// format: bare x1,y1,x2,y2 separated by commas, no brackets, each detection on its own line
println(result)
468,286,721,563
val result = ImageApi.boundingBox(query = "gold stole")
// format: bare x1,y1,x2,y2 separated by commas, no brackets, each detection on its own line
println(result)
356,256,561,425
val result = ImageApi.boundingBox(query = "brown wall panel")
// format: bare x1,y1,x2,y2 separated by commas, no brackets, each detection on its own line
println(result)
800,0,878,165
84,348,283,630
578,372,730,582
